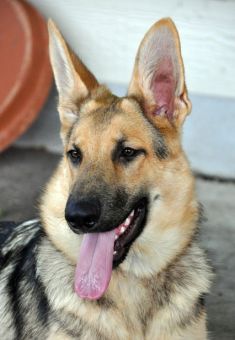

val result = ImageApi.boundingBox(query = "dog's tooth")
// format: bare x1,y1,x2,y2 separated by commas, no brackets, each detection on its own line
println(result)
113,251,117,255
115,235,118,240
120,226,126,234
124,217,131,227
130,210,134,218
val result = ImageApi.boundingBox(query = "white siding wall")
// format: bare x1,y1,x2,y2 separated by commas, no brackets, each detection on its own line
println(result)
29,0,235,98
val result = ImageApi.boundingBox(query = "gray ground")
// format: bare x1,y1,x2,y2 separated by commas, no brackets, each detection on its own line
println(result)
0,147,234,339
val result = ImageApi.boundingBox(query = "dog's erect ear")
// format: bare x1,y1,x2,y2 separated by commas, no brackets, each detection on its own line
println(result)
128,18,191,129
48,19,99,127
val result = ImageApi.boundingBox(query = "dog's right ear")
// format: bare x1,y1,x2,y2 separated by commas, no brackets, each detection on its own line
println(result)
48,20,99,130
128,18,191,130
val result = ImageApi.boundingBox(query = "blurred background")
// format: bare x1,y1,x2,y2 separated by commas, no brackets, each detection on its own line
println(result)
0,0,234,339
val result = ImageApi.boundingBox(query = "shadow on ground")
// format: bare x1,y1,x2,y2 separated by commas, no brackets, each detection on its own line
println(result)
0,147,234,339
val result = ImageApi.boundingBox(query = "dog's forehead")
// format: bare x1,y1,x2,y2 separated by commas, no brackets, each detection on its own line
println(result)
71,96,151,144
79,95,142,122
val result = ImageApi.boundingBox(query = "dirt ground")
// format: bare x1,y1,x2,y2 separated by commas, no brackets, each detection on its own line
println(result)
0,147,234,339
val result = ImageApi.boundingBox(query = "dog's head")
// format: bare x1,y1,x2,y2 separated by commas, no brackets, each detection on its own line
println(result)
43,18,197,299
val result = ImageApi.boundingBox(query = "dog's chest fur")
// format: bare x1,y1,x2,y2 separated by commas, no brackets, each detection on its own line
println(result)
41,239,208,339
0,220,210,340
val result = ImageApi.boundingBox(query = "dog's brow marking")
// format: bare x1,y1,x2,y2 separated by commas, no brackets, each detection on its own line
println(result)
155,141,169,159
111,138,126,162
128,102,169,160
154,194,160,201
66,124,75,144
146,121,169,160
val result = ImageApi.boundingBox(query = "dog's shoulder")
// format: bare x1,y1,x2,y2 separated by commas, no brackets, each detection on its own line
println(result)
0,219,41,270
0,221,18,246
0,219,52,339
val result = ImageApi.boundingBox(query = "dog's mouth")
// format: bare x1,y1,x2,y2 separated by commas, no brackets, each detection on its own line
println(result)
113,198,147,268
74,198,148,301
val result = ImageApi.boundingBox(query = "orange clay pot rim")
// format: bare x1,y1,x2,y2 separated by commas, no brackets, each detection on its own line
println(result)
0,0,52,152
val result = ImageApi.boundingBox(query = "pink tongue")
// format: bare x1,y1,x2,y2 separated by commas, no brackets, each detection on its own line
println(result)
75,230,115,300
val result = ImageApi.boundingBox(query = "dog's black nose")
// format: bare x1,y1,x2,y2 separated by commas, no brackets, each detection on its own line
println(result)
65,197,101,232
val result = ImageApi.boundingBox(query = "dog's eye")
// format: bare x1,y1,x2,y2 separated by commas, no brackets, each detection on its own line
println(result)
119,147,145,163
119,146,146,163
112,142,146,164
121,147,137,158
67,148,82,164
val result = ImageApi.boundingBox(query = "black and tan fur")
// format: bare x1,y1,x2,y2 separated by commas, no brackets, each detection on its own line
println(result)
0,18,212,339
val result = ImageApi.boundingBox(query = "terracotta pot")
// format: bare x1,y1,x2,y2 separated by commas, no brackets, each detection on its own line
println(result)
0,0,52,152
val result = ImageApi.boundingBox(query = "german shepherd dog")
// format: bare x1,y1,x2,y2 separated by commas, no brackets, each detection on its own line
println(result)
0,18,212,339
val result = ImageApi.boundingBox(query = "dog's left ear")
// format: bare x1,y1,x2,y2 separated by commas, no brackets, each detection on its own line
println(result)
128,18,191,129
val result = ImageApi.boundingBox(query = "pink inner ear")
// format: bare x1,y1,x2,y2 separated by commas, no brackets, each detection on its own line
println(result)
152,58,176,119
